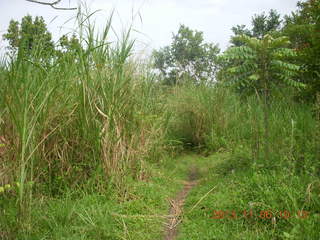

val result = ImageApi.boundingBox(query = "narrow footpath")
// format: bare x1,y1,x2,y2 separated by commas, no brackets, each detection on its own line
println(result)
163,166,199,240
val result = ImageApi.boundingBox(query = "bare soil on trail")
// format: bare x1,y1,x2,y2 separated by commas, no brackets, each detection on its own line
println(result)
163,166,199,240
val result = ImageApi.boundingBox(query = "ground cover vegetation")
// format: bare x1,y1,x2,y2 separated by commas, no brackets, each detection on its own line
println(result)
0,0,319,239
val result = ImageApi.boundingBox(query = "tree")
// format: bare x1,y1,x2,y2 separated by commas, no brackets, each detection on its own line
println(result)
230,25,252,46
220,34,303,161
58,34,81,53
53,34,80,66
230,9,282,46
152,25,220,85
252,9,281,39
283,0,320,102
3,15,55,60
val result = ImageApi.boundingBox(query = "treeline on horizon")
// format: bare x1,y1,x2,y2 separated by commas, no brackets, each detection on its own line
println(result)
2,1,319,101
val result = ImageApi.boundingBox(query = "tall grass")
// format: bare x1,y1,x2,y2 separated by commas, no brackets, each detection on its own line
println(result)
168,84,320,239
167,82,318,175
0,9,170,233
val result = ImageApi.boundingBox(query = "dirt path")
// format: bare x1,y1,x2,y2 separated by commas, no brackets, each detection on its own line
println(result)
163,166,198,240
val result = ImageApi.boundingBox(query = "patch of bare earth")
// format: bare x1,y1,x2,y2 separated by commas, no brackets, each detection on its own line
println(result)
163,166,198,240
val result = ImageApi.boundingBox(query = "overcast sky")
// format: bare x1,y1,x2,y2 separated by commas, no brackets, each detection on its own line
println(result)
0,0,298,55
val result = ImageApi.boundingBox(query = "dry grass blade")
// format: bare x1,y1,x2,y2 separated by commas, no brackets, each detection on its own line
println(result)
188,186,216,213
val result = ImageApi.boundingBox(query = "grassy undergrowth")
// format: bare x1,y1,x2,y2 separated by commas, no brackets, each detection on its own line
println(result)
0,155,191,239
179,153,320,240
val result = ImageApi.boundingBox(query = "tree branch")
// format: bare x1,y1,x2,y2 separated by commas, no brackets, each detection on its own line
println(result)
26,0,77,10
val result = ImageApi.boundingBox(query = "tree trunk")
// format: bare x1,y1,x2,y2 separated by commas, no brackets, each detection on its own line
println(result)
263,87,270,163
263,62,270,164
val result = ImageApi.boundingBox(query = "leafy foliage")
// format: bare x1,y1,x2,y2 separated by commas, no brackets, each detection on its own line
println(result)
56,33,82,64
58,34,81,52
3,15,55,59
152,25,220,85
221,34,303,95
230,25,252,46
283,0,320,101
220,34,304,162
230,9,282,46
252,9,282,39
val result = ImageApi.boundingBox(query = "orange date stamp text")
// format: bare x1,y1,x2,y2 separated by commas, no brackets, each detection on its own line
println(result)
210,210,310,220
